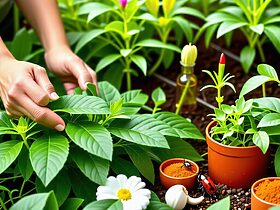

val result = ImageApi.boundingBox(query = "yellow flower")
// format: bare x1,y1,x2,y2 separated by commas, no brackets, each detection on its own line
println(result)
146,0,159,17
181,43,197,66
163,0,176,17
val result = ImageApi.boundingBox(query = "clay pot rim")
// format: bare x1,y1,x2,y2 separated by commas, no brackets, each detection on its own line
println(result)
159,158,199,180
251,177,280,206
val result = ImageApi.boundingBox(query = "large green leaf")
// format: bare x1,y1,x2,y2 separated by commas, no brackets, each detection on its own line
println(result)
75,29,105,53
253,131,269,154
98,81,121,105
258,113,280,127
18,146,33,181
136,39,181,52
147,192,173,210
66,122,113,160
152,112,204,140
152,137,203,162
217,21,247,38
60,198,84,210
257,64,278,80
83,200,122,210
11,28,32,60
172,7,205,20
130,55,147,76
69,169,98,205
125,146,155,184
240,46,256,73
71,147,109,185
173,16,193,41
254,97,280,112
30,133,69,186
0,111,13,128
49,95,110,114
80,3,114,22
0,140,23,174
207,196,230,210
275,146,280,176
264,26,280,53
10,191,58,210
111,156,140,177
36,169,71,206
109,127,169,148
96,54,122,73
239,75,270,97
105,21,124,37
152,87,166,107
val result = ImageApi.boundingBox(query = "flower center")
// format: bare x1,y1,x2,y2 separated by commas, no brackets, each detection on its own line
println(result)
117,188,132,201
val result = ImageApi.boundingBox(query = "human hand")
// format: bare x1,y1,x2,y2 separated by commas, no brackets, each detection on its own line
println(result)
44,45,97,94
0,56,65,131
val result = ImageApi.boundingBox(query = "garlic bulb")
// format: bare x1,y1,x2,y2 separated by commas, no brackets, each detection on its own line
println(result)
165,185,205,210
165,185,188,210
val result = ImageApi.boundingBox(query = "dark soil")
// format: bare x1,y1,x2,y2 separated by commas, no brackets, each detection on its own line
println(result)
134,36,280,209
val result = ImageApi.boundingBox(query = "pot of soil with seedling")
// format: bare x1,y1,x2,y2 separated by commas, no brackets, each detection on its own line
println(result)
202,54,271,188
251,177,280,210
159,158,199,190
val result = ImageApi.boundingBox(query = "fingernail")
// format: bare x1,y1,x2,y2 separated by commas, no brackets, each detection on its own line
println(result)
84,82,90,89
50,92,59,100
55,124,64,132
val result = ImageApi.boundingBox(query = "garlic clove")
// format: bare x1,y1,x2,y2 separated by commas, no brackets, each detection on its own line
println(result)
165,185,188,210
187,195,204,205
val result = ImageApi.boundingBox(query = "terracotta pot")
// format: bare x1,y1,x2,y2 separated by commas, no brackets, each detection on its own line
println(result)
206,121,269,189
159,158,199,190
251,177,280,210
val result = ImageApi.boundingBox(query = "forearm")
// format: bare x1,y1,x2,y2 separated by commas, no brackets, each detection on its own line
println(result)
0,37,14,58
15,0,69,52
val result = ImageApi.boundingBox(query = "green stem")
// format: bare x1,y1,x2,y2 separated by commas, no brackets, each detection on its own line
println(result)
0,175,22,181
19,181,25,198
175,81,190,115
0,198,7,210
202,0,209,15
257,41,266,62
148,49,165,76
217,87,222,108
126,70,131,90
13,4,20,34
262,83,266,97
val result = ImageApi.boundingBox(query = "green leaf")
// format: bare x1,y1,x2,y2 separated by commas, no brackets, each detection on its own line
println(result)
254,97,280,112
205,24,218,48
130,55,147,76
136,39,181,52
86,3,114,22
71,147,109,185
147,200,173,210
275,146,280,176
172,7,205,20
83,200,122,210
253,131,269,154
60,198,84,210
69,169,98,205
96,54,122,73
36,169,71,206
10,191,58,210
152,137,203,162
173,16,193,41
0,140,23,174
30,133,69,186
120,49,132,57
49,95,110,114
239,75,270,97
75,29,105,53
11,28,32,60
258,113,280,127
66,122,113,160
0,111,13,128
18,146,33,181
111,157,140,177
240,46,256,73
249,24,264,35
125,146,155,184
152,87,166,107
98,81,121,105
207,196,230,210
109,127,169,148
264,26,280,53
152,112,204,140
105,21,124,37
257,64,278,80
217,21,247,38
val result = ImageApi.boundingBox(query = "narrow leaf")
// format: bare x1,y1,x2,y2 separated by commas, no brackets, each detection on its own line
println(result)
240,46,256,73
131,55,147,75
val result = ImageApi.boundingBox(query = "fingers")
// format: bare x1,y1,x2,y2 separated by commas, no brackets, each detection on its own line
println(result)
32,66,59,101
65,58,96,90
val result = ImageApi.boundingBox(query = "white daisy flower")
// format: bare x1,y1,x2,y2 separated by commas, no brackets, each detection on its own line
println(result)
96,174,151,210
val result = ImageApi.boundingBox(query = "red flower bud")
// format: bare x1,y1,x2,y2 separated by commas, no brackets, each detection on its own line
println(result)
219,53,226,64
119,0,127,8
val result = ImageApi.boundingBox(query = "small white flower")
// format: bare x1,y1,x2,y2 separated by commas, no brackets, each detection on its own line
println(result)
96,174,151,210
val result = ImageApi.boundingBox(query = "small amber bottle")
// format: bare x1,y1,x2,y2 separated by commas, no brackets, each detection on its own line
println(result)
176,62,197,113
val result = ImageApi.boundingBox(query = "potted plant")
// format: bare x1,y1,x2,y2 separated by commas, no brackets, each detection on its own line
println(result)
201,53,271,188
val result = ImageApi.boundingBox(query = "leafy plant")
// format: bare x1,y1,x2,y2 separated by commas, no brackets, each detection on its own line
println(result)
207,196,230,210
196,0,280,73
0,81,203,209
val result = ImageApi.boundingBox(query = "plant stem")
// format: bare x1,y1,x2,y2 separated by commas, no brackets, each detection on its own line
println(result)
257,41,266,62
0,198,7,210
175,80,190,115
262,83,266,97
19,181,25,198
148,49,165,76
13,4,20,34
126,70,131,90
